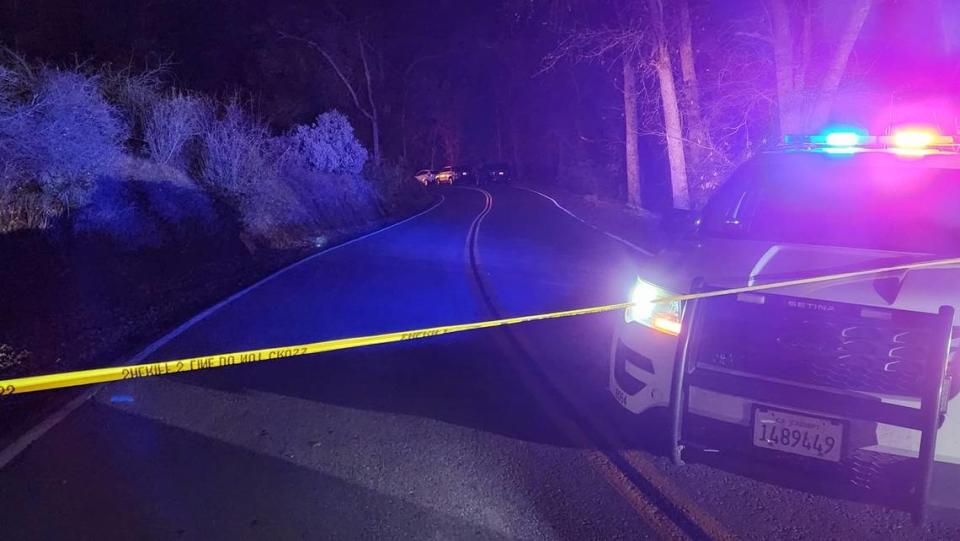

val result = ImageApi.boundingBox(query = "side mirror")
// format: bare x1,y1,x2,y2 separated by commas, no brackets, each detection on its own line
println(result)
660,208,701,240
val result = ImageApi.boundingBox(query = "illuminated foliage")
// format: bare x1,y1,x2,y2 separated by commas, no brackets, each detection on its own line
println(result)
284,110,369,175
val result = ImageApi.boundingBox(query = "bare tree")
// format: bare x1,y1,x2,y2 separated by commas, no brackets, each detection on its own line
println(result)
622,52,642,207
541,0,704,209
807,0,872,128
765,0,873,133
280,31,382,164
542,19,649,208
677,0,709,159
648,0,690,209
399,53,448,163
434,80,467,165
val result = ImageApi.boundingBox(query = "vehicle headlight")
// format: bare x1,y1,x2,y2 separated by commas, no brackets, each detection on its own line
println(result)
625,279,682,335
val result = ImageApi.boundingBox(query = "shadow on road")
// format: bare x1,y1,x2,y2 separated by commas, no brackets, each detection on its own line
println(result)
0,402,515,540
172,328,592,449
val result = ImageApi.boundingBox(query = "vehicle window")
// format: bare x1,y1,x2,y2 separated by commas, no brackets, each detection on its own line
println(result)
702,153,960,254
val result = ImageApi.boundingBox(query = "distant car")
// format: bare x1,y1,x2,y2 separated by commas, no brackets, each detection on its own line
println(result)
434,165,472,185
478,163,510,184
413,169,436,186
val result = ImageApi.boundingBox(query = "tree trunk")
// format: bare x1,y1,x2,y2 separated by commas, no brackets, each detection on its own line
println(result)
281,32,383,163
496,104,504,160
622,54,642,208
654,42,691,210
370,114,381,166
430,124,438,169
400,93,408,163
768,0,803,134
808,0,872,130
359,35,381,165
648,0,690,209
510,115,523,182
677,0,708,158
796,0,813,91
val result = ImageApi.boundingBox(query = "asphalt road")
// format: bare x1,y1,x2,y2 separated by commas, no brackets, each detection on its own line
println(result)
1,186,959,540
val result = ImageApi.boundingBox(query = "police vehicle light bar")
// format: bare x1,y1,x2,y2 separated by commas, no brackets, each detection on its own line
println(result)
782,127,957,155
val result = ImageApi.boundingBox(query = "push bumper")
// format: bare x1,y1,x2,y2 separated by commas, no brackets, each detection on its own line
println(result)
667,289,955,522
612,316,960,511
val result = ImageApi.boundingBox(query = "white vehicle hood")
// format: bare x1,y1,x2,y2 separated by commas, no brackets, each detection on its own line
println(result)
647,238,960,324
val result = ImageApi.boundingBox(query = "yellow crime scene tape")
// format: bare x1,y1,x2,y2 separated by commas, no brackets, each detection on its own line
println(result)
1,255,959,397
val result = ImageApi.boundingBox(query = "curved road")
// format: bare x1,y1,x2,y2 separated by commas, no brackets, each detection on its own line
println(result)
1,187,959,539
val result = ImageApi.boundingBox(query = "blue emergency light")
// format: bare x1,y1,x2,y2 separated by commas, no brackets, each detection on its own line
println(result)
782,127,957,156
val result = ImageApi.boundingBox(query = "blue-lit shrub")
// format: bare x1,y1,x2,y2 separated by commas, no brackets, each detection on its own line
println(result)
284,110,368,175
98,64,165,153
146,92,208,167
0,52,393,248
198,100,275,196
0,68,125,231
197,101,317,247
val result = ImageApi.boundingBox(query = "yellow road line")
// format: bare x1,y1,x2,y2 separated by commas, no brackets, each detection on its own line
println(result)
586,450,691,540
620,450,737,541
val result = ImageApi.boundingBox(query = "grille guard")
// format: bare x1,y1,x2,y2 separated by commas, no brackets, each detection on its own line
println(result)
668,280,955,524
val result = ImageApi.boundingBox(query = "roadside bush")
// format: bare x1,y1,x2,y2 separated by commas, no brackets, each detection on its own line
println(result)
284,110,368,175
0,56,77,231
282,163,379,232
272,111,383,236
363,160,417,213
198,101,320,247
0,49,41,108
145,92,207,167
98,64,165,153
0,180,58,232
0,67,125,231
235,178,313,248
0,50,420,249
31,70,126,199
198,100,274,197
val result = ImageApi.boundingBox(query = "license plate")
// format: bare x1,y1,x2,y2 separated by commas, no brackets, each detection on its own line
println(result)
752,408,844,462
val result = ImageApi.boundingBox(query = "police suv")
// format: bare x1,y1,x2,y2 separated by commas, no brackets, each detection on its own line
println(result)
610,130,960,519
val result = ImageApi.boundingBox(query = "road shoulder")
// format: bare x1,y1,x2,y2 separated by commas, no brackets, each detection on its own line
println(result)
0,194,445,468
517,184,662,255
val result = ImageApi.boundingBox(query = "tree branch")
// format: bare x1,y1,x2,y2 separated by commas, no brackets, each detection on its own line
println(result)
278,31,374,120
358,35,377,117
734,31,773,44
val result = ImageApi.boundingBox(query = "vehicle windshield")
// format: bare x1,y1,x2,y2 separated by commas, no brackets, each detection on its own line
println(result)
702,152,960,254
